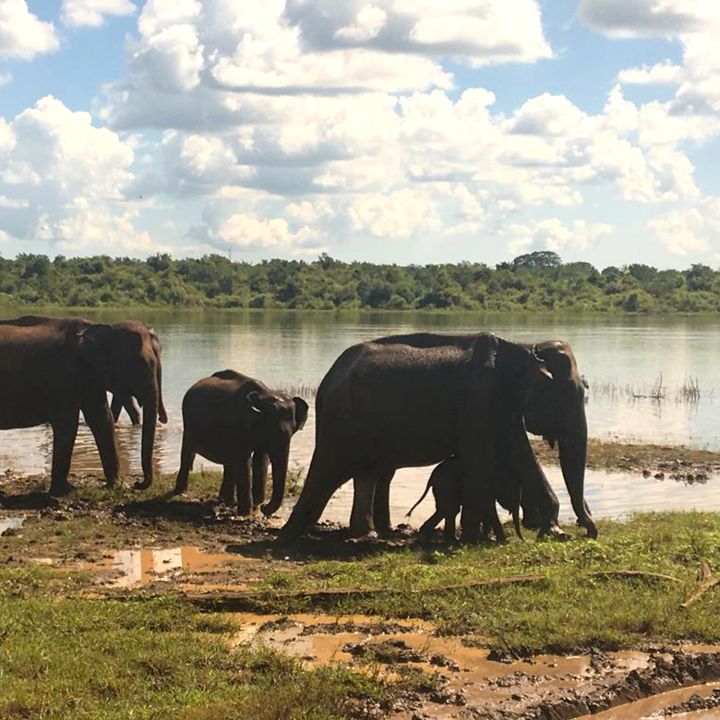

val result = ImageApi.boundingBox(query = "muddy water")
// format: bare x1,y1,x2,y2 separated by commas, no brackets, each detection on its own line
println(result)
1,310,719,524
91,545,245,588
574,684,720,719
0,515,24,535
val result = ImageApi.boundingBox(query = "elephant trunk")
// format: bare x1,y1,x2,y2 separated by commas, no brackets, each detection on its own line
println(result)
261,446,289,516
137,376,159,490
156,356,168,424
558,421,597,539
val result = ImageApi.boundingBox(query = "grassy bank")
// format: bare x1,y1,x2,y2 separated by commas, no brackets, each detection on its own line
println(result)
0,567,385,720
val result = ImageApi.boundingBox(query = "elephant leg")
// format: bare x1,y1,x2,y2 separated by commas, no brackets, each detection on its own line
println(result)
110,395,123,423
123,398,141,426
252,451,269,510
278,449,349,542
418,511,443,540
49,412,80,496
218,466,236,506
83,396,120,487
443,512,458,544
172,433,195,495
372,469,395,534
487,502,506,544
235,455,253,517
509,428,564,540
350,472,377,537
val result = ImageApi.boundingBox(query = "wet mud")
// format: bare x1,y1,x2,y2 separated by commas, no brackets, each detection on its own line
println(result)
226,613,720,720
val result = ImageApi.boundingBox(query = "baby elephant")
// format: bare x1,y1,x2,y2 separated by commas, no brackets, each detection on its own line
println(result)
407,458,522,543
173,370,308,517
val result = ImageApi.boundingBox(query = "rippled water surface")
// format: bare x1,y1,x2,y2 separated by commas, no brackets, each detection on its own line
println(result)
1,310,718,521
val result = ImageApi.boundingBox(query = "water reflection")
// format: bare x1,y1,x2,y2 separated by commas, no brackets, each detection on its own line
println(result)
100,546,235,587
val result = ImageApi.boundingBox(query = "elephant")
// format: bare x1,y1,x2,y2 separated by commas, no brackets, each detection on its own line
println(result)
280,332,563,544
521,340,594,536
406,457,523,544
363,335,596,540
110,325,168,426
0,315,165,491
172,370,309,517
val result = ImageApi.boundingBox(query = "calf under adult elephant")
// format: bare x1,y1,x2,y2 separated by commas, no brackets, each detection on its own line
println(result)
173,370,308,516
280,332,568,543
0,316,163,494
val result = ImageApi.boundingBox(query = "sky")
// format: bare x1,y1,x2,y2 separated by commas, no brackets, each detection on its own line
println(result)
1,0,719,269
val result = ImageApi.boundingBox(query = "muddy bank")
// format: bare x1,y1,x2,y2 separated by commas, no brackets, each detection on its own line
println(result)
532,438,720,480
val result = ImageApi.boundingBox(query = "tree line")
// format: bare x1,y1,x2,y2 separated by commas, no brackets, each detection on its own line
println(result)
0,250,718,313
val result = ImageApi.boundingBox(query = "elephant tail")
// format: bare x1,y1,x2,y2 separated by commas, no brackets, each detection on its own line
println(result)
406,477,433,518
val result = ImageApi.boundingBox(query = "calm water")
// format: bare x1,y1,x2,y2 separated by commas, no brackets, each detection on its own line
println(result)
1,310,718,524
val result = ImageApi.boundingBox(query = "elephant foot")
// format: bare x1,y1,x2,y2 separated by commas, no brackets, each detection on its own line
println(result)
49,482,74,497
133,478,152,491
583,518,599,540
347,530,378,544
537,524,570,542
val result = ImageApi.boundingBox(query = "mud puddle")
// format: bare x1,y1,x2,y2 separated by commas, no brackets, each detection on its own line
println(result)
87,545,253,589
575,683,720,718
228,613,720,720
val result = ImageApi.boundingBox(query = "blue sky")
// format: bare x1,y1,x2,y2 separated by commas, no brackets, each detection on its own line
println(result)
1,0,719,268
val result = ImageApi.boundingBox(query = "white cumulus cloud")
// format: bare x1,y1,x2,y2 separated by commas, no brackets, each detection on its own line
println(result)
0,0,59,59
61,0,136,28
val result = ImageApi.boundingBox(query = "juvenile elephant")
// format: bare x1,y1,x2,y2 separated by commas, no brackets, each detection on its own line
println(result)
172,370,309,516
0,315,166,491
280,332,560,543
406,458,523,544
110,325,168,426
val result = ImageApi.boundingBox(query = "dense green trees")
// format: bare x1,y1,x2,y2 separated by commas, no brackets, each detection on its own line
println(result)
0,251,717,312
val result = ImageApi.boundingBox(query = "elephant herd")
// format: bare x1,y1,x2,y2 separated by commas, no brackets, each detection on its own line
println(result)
0,315,596,544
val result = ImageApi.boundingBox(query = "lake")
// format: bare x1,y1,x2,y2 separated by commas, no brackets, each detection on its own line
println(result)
1,310,718,526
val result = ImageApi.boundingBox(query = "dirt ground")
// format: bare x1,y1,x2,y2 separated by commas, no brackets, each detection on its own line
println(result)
3,453,720,719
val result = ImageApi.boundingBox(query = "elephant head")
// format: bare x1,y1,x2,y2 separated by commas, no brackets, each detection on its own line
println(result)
243,388,309,516
78,320,162,489
523,340,596,539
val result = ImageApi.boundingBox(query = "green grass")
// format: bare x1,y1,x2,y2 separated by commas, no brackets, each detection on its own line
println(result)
247,513,720,654
0,567,386,720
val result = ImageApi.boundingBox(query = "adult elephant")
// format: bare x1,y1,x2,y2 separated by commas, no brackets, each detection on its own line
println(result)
280,332,564,543
367,337,597,540
110,325,168,427
172,370,309,516
522,340,594,536
0,315,164,491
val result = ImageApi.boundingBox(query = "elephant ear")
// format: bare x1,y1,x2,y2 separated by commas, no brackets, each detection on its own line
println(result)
78,324,114,378
292,397,309,431
471,333,499,371
536,343,574,382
